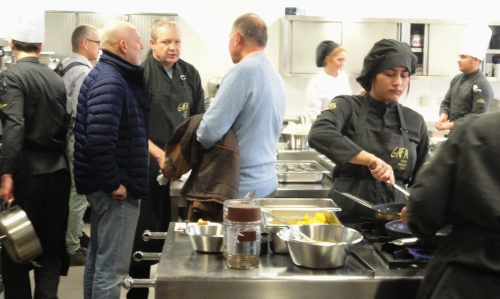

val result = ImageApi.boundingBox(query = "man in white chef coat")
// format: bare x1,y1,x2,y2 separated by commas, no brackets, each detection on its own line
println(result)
436,22,493,131
61,24,101,266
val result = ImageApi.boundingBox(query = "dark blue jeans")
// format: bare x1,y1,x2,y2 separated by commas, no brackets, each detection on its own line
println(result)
83,190,140,299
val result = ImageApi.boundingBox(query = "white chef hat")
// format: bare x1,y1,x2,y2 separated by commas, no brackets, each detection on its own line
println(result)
10,9,45,43
459,21,492,60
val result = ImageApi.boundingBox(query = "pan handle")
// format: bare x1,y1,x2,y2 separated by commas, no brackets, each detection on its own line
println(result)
334,190,374,209
142,230,168,241
122,276,155,289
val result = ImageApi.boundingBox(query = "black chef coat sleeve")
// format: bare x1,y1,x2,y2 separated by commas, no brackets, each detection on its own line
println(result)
0,72,25,174
439,78,455,117
308,96,364,165
406,125,460,238
408,118,431,187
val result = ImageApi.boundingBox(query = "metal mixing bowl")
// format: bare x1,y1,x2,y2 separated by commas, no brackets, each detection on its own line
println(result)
278,225,363,269
185,225,223,253
282,133,309,150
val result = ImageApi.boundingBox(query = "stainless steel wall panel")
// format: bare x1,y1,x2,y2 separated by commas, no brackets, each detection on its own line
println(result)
44,12,77,61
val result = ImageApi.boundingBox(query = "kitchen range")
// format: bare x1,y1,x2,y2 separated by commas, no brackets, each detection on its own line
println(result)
127,219,426,299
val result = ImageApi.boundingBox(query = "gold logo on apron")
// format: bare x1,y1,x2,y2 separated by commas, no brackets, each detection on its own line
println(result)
0,104,7,109
477,99,485,104
178,102,189,118
391,147,409,170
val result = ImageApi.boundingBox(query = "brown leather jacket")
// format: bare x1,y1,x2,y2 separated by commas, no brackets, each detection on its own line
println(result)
163,114,240,221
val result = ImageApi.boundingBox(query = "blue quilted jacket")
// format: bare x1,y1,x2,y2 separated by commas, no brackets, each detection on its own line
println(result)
73,50,149,200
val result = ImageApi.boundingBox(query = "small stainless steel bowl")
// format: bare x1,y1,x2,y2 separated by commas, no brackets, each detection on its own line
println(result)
282,133,309,150
278,225,362,269
185,225,223,253
267,226,289,254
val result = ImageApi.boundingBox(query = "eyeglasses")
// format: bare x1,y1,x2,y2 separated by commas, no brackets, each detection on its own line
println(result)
85,38,101,45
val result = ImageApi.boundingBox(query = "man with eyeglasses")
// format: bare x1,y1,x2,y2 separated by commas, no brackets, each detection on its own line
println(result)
60,24,100,266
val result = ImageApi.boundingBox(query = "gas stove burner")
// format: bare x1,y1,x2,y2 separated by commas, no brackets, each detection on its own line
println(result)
407,247,433,260
373,243,429,269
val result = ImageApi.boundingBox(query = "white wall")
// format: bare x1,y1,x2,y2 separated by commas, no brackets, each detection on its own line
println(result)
3,0,500,122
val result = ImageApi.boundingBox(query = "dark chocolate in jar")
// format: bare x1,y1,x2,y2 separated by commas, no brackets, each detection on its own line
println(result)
227,204,261,222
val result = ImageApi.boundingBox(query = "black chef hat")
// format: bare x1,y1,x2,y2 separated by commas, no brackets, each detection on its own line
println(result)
356,39,418,91
316,40,340,67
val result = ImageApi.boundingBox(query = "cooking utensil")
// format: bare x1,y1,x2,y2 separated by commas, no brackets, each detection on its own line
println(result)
262,211,314,243
277,225,363,269
335,190,405,223
0,200,43,264
389,182,410,197
185,225,223,253
385,220,452,246
389,237,418,246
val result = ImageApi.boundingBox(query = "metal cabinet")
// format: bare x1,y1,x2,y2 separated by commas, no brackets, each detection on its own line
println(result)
280,16,400,76
288,20,342,74
427,23,466,76
43,11,177,62
341,21,400,75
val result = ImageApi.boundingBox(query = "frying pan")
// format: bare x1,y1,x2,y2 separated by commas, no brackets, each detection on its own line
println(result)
385,220,452,246
335,191,405,223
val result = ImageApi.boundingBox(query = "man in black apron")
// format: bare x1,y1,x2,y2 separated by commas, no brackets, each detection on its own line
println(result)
308,39,429,223
127,19,205,299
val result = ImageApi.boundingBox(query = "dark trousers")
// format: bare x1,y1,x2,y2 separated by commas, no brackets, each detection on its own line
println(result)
2,169,70,299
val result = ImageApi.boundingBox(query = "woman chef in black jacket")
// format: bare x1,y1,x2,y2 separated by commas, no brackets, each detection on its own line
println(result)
308,39,429,223
401,113,500,299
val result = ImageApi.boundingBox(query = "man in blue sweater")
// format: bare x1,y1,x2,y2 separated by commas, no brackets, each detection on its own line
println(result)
197,13,286,198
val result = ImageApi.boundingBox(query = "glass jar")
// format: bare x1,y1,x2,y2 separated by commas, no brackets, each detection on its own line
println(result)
222,199,251,258
226,204,261,269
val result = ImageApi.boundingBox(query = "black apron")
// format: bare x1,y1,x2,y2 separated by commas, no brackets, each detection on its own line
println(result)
130,67,193,267
148,68,194,147
329,98,415,223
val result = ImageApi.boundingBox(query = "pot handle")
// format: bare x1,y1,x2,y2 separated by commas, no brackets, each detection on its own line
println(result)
1,199,12,212
142,230,168,241
334,190,375,209
133,251,162,262
122,276,155,289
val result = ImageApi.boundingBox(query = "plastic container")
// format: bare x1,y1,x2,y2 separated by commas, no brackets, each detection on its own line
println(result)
226,204,261,269
411,31,423,48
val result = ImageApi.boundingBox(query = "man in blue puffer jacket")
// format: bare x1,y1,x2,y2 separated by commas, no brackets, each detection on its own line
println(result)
73,20,148,299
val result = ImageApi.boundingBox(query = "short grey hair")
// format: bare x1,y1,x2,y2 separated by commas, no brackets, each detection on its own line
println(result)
150,19,181,41
71,25,98,51
231,13,267,48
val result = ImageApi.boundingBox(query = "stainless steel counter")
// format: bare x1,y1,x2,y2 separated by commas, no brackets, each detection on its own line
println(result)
170,177,334,220
169,149,335,221
153,224,424,299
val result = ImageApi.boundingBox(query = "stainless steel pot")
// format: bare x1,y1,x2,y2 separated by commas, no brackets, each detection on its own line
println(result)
0,201,43,264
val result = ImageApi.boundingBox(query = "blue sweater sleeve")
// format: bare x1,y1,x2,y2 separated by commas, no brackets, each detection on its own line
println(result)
197,68,248,149
86,77,124,193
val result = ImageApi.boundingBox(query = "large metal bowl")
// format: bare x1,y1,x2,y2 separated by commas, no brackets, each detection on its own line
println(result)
278,225,363,269
185,225,223,253
282,133,309,150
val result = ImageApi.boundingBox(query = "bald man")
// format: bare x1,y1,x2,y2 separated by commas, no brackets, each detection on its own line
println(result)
73,20,148,299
